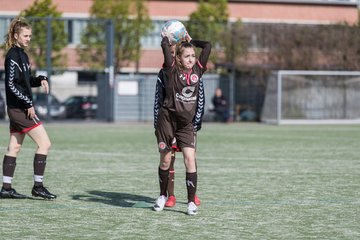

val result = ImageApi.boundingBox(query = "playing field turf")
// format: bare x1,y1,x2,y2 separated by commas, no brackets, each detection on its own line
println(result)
0,122,359,239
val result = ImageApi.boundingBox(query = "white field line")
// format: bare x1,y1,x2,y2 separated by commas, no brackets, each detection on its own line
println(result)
1,198,359,213
9,147,359,162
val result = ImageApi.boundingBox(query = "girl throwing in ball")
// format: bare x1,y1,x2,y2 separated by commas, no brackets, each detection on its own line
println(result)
153,43,203,208
153,33,211,215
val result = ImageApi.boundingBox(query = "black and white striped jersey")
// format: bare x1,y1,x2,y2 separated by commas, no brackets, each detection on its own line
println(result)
4,46,43,109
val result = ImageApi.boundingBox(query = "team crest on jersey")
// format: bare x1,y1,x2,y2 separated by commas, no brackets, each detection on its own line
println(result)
190,74,199,83
158,142,167,150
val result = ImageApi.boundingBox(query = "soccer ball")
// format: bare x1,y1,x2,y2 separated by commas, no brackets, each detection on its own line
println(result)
161,20,187,45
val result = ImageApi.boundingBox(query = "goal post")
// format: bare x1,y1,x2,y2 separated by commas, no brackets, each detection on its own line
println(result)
261,70,360,125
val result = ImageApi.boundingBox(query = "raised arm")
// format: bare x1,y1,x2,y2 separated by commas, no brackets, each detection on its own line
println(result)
190,39,212,68
161,36,174,68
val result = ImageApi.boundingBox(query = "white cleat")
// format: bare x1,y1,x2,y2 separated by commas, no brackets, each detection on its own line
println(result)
187,201,198,215
153,195,166,212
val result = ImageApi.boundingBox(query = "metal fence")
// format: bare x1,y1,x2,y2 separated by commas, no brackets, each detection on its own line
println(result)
97,73,220,122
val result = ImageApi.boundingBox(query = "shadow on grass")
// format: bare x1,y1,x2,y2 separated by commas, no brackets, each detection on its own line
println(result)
71,191,154,208
71,191,187,214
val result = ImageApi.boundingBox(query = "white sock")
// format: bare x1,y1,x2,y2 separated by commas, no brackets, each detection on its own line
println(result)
3,176,12,184
34,175,44,183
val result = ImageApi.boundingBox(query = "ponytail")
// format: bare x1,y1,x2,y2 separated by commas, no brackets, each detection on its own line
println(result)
4,17,31,49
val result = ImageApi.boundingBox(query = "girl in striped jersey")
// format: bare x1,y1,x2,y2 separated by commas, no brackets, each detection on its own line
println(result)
0,18,56,200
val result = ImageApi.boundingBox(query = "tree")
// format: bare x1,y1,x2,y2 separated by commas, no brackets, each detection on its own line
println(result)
264,23,360,70
186,0,228,43
221,20,248,65
77,0,152,72
20,0,67,70
186,0,229,63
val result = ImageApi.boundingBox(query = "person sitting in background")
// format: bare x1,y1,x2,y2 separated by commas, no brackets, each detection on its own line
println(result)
235,104,257,122
211,88,229,122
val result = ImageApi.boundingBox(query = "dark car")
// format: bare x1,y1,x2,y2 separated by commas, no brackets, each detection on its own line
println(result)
33,92,66,119
63,95,97,119
0,92,6,119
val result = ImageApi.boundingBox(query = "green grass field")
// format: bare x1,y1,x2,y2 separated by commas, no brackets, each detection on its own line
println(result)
0,122,359,239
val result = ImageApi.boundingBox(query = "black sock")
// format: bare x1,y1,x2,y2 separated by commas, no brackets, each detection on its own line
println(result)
33,154,47,187
186,172,197,203
2,155,16,189
158,167,169,196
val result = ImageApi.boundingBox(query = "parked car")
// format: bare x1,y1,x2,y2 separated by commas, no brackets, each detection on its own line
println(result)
0,92,6,119
62,95,97,119
33,92,66,119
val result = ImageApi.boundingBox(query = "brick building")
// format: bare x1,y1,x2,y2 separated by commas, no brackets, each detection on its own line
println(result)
0,0,358,74
0,0,358,121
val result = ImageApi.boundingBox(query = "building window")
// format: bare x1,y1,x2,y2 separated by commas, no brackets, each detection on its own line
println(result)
66,19,88,45
141,20,166,48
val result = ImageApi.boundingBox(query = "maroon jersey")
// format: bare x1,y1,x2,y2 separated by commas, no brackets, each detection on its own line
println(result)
161,37,211,124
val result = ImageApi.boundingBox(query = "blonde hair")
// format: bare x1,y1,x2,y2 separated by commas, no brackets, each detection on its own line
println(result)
4,17,31,49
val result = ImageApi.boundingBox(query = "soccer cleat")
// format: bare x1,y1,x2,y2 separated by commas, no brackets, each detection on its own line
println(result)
187,201,198,215
0,187,28,199
165,195,176,207
153,195,166,211
31,186,57,199
194,195,201,206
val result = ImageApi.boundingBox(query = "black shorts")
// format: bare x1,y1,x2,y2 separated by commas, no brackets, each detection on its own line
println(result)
7,108,42,133
155,108,196,152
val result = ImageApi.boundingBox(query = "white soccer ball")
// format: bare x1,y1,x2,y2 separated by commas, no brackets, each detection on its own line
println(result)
161,20,187,45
